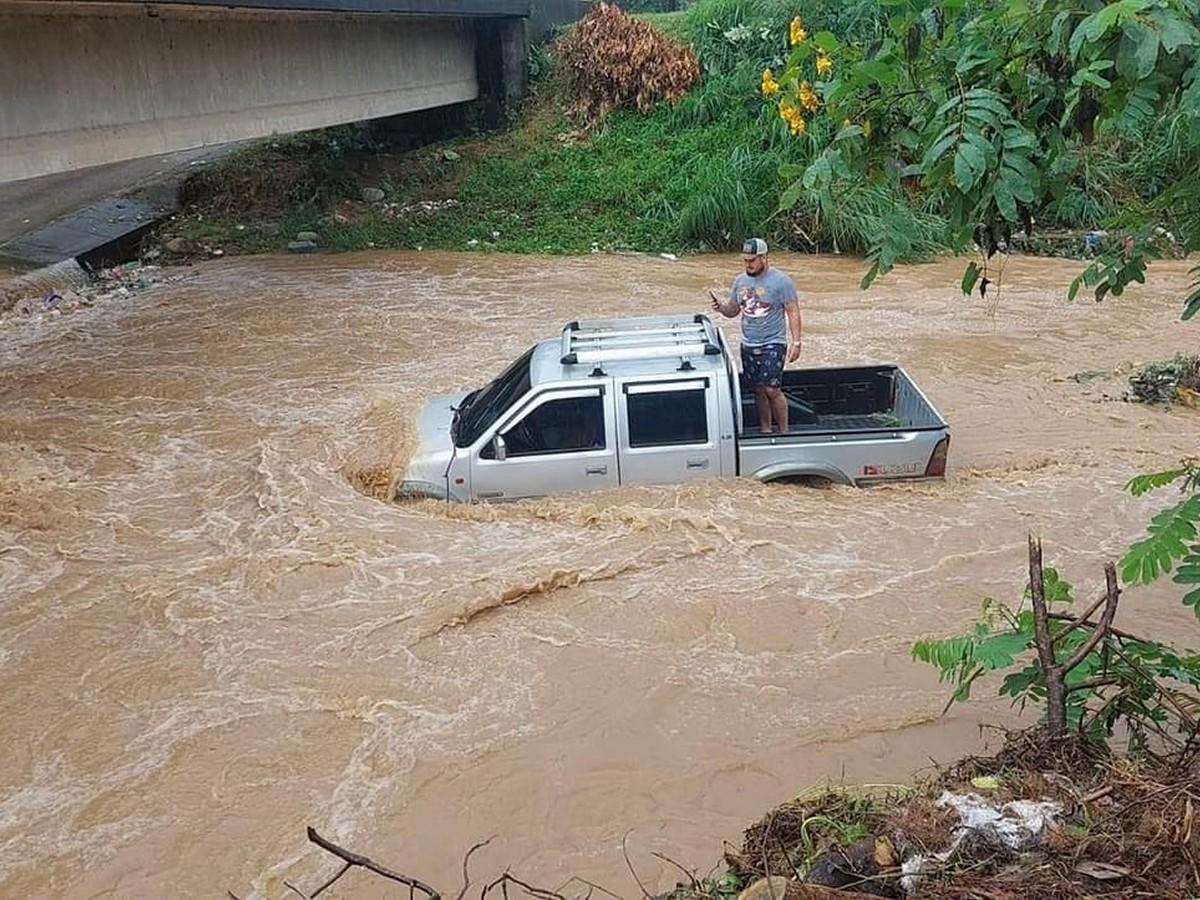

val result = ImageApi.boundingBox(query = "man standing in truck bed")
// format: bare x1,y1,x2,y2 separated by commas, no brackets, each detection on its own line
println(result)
709,238,802,433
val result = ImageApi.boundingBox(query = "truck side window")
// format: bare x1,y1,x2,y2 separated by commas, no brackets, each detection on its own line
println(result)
485,395,606,458
627,386,708,447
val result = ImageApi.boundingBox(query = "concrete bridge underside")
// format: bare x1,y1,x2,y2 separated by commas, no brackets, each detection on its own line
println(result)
0,0,529,183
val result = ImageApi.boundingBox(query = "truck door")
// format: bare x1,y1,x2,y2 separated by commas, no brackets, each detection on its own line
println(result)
617,378,721,486
470,386,617,501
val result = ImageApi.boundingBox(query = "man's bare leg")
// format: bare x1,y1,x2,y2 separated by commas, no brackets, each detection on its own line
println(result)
766,386,788,433
754,385,774,433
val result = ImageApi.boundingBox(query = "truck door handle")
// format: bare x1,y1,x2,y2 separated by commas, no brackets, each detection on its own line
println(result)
686,458,710,469
585,465,608,475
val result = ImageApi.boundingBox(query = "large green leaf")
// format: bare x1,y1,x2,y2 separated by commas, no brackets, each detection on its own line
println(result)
1049,9,1072,56
813,31,841,53
999,664,1043,700
1002,164,1036,203
964,89,1012,125
1183,62,1200,115
1185,286,1200,321
1184,586,1200,616
1073,68,1114,90
1070,0,1152,57
954,140,988,191
1117,21,1160,80
1180,264,1200,324
912,635,974,672
1146,7,1199,53
1174,550,1200,584
956,42,1000,75
923,132,959,169
975,631,1033,669
853,60,899,87
1126,468,1188,497
1043,567,1075,605
801,153,834,191
993,173,1019,220
1002,128,1038,151
1108,79,1161,135
777,178,807,213
1001,149,1036,179
961,261,981,295
1121,495,1200,584
964,129,995,162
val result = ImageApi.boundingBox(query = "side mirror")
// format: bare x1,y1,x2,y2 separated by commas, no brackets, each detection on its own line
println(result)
492,434,507,461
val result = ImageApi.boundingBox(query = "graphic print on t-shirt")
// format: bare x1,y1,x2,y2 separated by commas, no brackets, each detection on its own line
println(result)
739,285,770,317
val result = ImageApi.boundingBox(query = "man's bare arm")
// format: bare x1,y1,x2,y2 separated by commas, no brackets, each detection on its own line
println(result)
709,288,739,318
785,302,802,362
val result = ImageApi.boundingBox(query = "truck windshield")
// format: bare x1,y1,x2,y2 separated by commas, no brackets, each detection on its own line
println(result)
453,346,535,447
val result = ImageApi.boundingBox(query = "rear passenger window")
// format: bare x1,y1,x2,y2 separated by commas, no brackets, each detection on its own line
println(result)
627,385,708,447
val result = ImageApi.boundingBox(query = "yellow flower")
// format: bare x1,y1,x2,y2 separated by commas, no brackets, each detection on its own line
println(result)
798,80,821,113
790,16,808,46
816,53,833,76
778,101,806,136
863,119,873,140
761,68,780,97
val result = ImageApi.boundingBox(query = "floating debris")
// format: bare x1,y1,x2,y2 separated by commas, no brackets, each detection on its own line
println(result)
1127,355,1200,406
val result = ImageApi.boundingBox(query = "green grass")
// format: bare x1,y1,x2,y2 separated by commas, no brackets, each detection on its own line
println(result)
171,54,819,256
167,0,900,259
1039,111,1200,232
323,107,774,254
634,10,688,39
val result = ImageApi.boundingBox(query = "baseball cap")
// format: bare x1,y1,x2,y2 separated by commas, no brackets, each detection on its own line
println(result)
742,237,768,258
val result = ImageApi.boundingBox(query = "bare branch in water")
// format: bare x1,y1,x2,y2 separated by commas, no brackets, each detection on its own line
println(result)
458,836,499,900
622,831,653,900
651,851,699,890
304,826,441,899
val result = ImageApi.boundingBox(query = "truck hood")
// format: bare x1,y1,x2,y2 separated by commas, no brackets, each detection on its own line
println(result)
396,391,469,501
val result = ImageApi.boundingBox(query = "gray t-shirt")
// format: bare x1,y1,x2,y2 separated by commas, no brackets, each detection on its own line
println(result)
730,268,798,346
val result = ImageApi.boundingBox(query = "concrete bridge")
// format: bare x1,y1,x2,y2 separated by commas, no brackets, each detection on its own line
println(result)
0,0,581,184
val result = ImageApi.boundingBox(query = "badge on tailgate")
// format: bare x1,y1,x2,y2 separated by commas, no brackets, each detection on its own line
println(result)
863,462,919,476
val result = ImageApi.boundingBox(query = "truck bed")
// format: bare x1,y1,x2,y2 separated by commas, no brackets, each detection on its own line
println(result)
738,365,944,438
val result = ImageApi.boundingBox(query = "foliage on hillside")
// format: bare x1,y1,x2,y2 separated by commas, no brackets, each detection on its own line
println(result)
168,0,1200,275
762,0,1200,312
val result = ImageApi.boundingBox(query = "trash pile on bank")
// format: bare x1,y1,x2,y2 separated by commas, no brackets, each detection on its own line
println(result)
0,261,172,328
662,730,1200,899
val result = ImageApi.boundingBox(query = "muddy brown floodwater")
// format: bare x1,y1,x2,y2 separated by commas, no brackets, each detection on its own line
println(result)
1,252,1198,898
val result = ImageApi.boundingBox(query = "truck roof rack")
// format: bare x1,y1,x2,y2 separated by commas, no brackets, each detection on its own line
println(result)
560,315,722,365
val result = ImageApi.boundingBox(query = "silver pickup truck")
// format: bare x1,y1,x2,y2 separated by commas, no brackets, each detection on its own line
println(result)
397,314,949,502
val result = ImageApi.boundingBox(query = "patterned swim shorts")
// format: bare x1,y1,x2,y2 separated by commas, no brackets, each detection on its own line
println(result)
740,342,786,388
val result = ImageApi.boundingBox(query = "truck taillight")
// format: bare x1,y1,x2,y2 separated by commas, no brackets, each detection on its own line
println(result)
924,436,950,478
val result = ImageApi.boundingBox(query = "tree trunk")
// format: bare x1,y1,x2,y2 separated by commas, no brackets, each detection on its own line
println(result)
1044,674,1067,737
1028,536,1066,737
1027,537,1120,739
